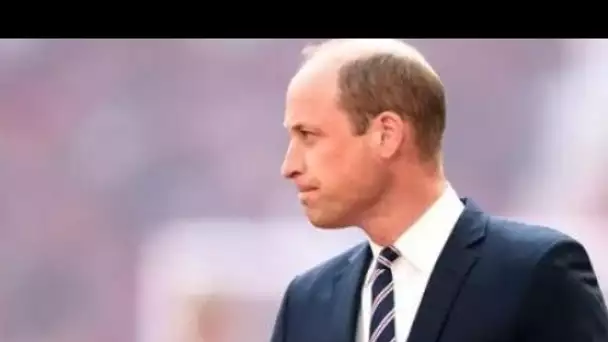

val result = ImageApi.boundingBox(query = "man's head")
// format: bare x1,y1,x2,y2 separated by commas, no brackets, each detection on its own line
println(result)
281,39,446,229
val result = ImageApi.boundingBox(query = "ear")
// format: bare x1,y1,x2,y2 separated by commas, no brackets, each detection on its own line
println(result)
368,111,405,159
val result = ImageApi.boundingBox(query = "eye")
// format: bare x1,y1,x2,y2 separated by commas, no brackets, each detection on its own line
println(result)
289,125,318,143
297,129,314,140
300,130,312,138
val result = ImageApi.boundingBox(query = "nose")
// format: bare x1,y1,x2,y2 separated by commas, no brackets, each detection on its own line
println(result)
281,142,303,179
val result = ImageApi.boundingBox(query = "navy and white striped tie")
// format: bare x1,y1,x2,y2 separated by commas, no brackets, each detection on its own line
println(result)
369,245,401,342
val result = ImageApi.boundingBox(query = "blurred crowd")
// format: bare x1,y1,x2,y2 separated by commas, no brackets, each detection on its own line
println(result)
0,39,606,342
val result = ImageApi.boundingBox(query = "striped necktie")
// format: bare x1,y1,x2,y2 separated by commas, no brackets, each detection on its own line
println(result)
369,245,401,342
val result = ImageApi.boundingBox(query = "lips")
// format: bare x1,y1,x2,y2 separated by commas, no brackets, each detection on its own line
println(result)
297,185,318,203
295,182,318,193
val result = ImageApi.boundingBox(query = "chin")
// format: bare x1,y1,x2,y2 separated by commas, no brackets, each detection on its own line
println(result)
306,213,353,230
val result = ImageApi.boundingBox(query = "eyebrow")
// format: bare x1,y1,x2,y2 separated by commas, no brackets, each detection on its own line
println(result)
285,123,324,138
290,123,305,131
283,121,303,130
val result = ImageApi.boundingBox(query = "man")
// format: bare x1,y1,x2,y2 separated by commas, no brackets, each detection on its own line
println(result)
271,39,608,342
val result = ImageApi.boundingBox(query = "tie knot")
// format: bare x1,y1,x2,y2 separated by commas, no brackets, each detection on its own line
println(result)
376,245,401,269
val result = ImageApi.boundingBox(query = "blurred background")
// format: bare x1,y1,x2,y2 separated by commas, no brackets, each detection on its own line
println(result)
0,38,606,342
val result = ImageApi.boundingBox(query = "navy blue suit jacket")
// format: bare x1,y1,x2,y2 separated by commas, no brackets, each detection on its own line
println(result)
270,198,608,342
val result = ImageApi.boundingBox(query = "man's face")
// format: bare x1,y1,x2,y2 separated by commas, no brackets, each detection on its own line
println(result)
281,66,387,229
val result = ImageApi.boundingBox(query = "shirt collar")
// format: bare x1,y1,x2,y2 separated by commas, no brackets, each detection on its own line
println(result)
367,183,464,277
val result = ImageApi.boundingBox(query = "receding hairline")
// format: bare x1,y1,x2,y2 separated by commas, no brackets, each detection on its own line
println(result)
299,39,439,79
295,39,447,161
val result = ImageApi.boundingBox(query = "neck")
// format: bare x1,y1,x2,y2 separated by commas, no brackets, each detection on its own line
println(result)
359,166,446,247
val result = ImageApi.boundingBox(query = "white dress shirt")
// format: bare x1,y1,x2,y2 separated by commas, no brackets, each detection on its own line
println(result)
356,184,464,342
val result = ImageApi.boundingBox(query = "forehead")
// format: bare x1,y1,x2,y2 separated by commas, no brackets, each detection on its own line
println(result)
284,63,343,129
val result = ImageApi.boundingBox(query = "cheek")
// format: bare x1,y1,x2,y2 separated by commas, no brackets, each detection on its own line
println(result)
301,147,339,190
341,148,381,190
315,145,369,184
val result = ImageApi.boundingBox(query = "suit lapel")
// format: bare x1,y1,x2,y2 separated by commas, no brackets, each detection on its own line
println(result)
329,243,372,342
406,198,487,342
